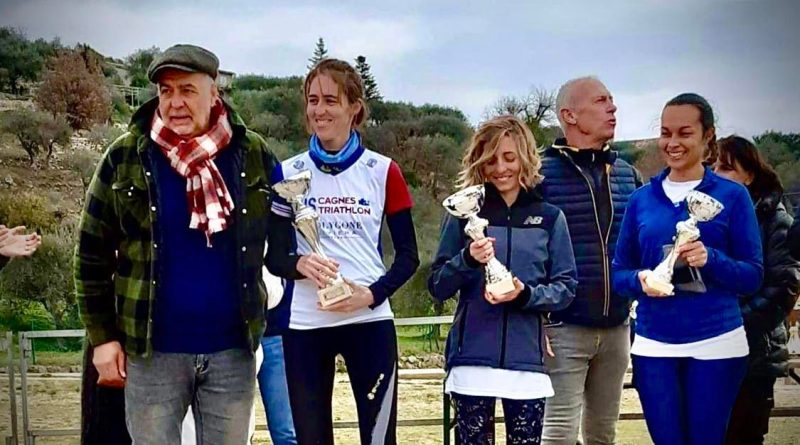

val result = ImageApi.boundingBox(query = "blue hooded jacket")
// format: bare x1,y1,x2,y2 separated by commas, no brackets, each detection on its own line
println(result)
612,167,763,343
429,184,577,372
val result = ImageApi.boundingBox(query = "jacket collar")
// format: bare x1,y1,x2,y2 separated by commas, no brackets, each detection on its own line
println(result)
484,181,542,208
650,165,720,202
549,138,618,165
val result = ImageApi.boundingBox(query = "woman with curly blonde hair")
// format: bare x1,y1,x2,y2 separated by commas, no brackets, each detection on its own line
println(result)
430,115,577,444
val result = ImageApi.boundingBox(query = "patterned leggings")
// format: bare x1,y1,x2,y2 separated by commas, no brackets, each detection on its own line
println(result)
451,393,545,444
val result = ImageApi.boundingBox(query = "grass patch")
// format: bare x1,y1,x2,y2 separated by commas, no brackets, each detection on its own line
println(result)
397,325,449,356
27,350,82,367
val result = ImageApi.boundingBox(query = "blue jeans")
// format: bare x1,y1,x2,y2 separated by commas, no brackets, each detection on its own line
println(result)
257,335,296,445
633,354,747,445
125,348,255,445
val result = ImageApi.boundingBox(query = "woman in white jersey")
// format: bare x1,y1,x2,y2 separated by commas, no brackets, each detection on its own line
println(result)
265,58,419,445
429,115,577,444
612,93,763,445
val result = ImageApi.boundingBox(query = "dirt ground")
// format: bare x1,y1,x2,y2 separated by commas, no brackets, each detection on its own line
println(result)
1,374,799,444
0,138,88,232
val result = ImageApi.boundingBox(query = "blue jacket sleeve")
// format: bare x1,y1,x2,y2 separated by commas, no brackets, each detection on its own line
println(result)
704,187,764,295
513,211,577,312
611,190,645,299
428,214,480,302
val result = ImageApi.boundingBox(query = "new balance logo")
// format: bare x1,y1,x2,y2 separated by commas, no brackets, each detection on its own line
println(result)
524,216,543,225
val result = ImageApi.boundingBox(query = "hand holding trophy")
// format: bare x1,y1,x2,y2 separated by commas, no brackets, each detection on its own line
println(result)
641,190,723,295
273,170,353,307
443,185,516,295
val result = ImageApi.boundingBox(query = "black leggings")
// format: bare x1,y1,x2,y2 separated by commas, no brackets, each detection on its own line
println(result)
725,376,776,445
451,393,545,445
282,320,398,445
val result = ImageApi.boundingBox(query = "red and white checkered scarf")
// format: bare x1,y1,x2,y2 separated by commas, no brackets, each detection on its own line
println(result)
151,100,234,246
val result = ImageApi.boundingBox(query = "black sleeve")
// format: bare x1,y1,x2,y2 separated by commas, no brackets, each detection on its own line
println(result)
789,216,800,261
264,211,305,280
369,208,420,309
741,211,800,328
0,255,8,271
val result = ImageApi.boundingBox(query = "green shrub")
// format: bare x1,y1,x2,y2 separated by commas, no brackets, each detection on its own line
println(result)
87,122,125,150
136,84,157,104
0,224,77,329
0,108,72,164
250,112,291,140
264,137,305,161
0,190,59,231
63,147,102,192
111,93,132,122
0,300,56,331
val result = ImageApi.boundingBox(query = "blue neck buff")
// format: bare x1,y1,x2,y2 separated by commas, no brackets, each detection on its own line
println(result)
308,130,364,174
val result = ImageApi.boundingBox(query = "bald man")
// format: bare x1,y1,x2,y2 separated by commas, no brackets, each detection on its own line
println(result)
537,77,642,445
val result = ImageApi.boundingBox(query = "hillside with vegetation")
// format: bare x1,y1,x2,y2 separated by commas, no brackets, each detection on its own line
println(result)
1,28,799,338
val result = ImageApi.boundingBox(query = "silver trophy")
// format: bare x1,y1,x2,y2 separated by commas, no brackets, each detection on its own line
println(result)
273,170,352,307
443,185,516,295
642,190,724,295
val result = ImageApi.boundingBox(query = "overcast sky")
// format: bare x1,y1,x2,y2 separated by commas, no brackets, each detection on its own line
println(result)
2,0,798,140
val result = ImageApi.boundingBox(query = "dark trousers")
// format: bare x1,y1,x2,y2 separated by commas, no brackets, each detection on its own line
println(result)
725,376,776,445
283,320,398,445
633,354,747,445
451,393,545,445
81,343,131,445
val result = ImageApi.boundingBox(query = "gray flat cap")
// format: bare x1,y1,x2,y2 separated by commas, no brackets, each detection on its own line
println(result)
147,44,219,82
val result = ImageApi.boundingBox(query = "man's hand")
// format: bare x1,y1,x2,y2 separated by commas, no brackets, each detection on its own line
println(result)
92,341,127,388
320,279,375,313
545,335,555,357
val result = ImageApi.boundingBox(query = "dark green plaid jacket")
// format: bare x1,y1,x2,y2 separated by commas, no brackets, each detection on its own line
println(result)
75,98,277,357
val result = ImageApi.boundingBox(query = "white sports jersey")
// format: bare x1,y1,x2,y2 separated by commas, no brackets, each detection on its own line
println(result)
272,148,411,329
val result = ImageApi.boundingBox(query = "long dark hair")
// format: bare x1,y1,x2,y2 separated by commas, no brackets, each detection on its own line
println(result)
665,93,718,164
717,135,783,198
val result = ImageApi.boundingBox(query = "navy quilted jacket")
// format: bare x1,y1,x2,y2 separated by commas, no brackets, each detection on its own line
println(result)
537,141,641,327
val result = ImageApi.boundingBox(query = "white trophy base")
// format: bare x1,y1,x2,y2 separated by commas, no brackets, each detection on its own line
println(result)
486,276,516,295
643,271,674,295
318,280,353,307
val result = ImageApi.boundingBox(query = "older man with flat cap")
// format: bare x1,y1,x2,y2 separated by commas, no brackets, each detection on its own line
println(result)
75,43,278,444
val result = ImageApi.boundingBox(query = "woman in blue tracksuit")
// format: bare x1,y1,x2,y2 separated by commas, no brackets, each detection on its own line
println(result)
612,93,764,445
429,115,577,444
